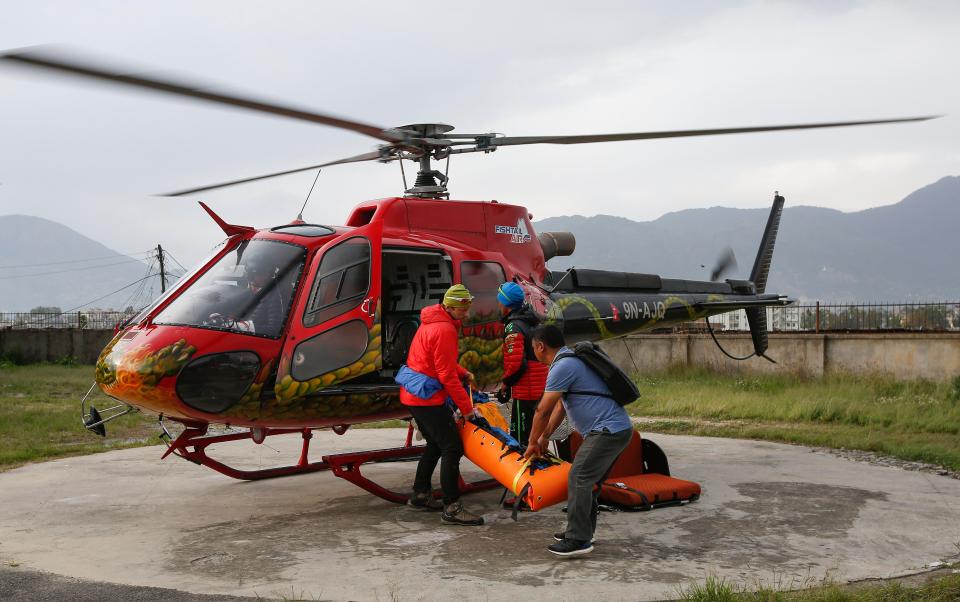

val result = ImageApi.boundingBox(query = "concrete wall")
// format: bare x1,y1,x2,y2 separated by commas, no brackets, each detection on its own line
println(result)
4,328,960,382
0,329,114,364
601,333,960,381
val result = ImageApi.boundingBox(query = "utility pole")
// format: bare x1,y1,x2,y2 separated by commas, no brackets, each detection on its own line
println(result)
157,244,167,293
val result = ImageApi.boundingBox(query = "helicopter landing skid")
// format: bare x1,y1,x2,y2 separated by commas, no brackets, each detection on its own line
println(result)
159,420,499,503
323,445,500,504
160,424,330,480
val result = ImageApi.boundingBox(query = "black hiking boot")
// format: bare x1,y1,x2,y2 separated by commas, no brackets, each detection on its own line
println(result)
441,501,484,526
407,491,443,511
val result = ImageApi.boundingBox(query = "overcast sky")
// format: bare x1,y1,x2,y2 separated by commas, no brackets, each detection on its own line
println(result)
1,1,957,267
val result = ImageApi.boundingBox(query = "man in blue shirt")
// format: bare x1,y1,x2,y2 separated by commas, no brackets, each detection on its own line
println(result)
524,324,633,557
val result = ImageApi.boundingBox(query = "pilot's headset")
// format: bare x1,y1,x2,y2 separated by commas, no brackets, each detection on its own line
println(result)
244,256,277,284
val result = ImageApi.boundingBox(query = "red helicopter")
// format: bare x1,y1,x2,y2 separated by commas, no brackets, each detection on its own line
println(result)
2,49,935,502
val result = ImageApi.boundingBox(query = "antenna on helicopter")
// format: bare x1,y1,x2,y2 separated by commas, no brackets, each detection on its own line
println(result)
297,168,322,222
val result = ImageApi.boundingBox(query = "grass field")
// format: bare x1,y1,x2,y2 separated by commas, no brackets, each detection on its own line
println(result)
627,368,960,471
678,573,960,602
3,363,960,472
0,363,157,470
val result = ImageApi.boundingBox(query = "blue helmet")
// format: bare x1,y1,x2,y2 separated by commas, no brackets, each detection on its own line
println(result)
497,282,525,309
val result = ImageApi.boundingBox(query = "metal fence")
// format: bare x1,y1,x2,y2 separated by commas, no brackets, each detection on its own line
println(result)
0,311,135,330
4,302,960,333
712,302,960,333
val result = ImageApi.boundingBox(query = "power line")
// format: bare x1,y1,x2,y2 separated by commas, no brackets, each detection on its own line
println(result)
0,249,154,269
14,273,160,327
60,273,159,313
163,250,189,273
119,258,157,311
0,257,149,280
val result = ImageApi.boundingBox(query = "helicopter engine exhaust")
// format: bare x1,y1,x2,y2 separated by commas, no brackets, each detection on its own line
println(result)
537,231,576,261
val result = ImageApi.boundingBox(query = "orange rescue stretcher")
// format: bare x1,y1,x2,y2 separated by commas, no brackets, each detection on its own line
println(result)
458,402,701,514
458,403,570,511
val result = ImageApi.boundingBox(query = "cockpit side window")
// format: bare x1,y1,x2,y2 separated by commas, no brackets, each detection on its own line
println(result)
303,237,371,327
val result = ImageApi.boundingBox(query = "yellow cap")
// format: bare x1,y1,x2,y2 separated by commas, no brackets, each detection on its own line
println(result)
443,284,474,308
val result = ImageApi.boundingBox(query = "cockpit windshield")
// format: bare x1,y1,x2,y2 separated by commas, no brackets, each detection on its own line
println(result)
153,239,306,338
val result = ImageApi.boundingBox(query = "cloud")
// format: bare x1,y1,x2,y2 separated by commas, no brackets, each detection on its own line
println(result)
0,1,957,269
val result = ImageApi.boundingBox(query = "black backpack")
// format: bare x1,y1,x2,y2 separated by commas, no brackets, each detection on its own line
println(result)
555,341,640,406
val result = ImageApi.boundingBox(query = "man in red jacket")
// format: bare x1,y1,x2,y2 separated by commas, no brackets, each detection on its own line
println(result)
496,282,549,509
398,284,484,526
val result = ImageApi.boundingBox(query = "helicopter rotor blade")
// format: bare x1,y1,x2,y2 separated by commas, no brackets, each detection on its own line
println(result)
710,247,738,282
161,150,387,197
1,47,403,143
488,116,939,147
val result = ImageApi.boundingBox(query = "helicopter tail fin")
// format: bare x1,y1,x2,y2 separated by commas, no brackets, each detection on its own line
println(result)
745,192,786,360
749,192,785,295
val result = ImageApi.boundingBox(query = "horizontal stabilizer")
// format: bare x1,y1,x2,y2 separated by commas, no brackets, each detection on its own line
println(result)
695,297,792,311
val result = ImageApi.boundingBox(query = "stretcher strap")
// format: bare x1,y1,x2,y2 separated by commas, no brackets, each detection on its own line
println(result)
512,483,532,521
510,458,532,493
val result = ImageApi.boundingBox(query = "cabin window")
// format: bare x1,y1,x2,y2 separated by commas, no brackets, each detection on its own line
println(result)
291,319,369,381
152,239,306,339
460,261,506,323
303,236,371,327
383,249,452,313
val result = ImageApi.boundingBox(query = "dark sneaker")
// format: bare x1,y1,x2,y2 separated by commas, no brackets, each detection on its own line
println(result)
407,492,443,511
554,531,595,544
441,501,484,526
548,538,594,557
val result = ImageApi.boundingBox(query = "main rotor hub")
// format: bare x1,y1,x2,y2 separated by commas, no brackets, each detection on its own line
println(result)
392,123,455,139
390,124,459,199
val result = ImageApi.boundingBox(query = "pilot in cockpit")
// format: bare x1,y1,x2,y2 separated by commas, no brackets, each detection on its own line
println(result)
236,255,284,336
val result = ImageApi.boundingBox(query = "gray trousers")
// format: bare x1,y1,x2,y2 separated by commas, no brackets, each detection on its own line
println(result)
565,428,633,542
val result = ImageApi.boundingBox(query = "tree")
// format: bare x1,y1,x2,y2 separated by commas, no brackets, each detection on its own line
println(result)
902,305,948,330
29,306,62,314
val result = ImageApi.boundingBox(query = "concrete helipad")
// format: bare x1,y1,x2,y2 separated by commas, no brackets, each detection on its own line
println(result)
1,429,959,601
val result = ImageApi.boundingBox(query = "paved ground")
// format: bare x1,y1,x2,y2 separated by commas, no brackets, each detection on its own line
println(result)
0,565,253,602
1,429,959,601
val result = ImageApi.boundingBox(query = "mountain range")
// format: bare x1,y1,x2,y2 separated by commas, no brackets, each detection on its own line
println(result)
535,175,960,302
0,216,158,312
1,176,957,311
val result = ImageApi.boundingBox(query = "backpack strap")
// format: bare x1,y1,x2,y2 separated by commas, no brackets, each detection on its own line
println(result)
554,353,615,400
567,389,615,399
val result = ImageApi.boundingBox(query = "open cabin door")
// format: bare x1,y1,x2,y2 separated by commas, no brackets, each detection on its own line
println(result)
274,221,383,402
